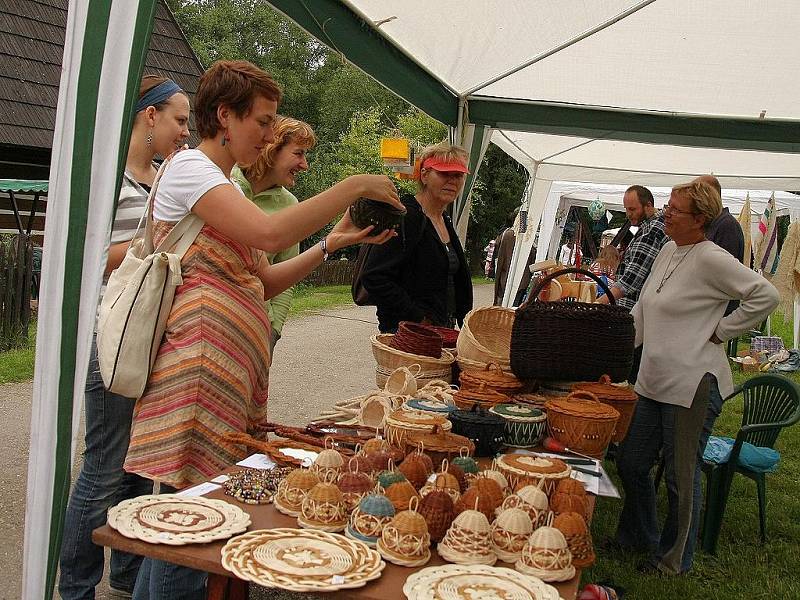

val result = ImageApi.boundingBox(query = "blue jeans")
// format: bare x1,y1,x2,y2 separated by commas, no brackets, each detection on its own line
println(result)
59,336,153,599
132,485,208,600
616,375,723,573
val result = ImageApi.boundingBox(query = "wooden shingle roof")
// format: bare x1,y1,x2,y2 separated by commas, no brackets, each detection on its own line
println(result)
0,0,204,153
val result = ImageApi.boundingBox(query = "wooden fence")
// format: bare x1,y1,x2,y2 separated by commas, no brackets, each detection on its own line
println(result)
0,234,33,351
301,260,356,287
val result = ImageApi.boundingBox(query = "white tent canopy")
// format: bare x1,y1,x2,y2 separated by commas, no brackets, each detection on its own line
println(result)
536,182,800,265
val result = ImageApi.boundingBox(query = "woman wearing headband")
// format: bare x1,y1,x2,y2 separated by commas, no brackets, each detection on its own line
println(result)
58,76,190,600
361,141,473,333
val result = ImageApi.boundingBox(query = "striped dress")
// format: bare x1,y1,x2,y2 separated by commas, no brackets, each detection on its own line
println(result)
124,220,271,488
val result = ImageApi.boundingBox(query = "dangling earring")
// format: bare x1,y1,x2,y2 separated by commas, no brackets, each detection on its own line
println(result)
221,130,229,147
146,128,153,148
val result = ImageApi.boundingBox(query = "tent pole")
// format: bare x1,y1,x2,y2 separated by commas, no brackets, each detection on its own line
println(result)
502,162,538,307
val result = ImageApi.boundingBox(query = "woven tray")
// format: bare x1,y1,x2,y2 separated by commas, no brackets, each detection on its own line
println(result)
403,564,560,600
221,528,385,592
107,494,250,545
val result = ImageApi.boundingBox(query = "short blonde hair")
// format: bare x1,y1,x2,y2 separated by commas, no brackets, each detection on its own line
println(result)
241,116,316,183
671,180,722,230
417,141,469,190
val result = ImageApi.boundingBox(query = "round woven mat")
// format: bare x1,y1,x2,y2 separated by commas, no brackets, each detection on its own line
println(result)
403,564,560,600
221,528,384,592
108,494,250,545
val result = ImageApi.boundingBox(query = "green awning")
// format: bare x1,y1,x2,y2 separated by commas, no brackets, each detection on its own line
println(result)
0,180,48,193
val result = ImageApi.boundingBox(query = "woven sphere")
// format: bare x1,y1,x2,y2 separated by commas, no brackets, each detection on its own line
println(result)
551,479,591,522
553,511,595,568
418,488,455,542
477,468,510,495
337,470,375,513
346,493,395,545
516,525,575,583
386,479,420,513
399,452,433,490
377,460,407,490
299,481,346,531
274,468,319,515
445,460,468,493
378,497,431,565
455,477,504,520
491,507,533,562
437,508,495,565
452,452,479,475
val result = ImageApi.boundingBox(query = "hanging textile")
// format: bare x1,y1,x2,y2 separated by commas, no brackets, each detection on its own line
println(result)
772,222,800,320
754,192,779,276
738,194,752,269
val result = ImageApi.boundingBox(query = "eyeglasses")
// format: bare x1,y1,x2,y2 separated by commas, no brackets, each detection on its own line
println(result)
664,203,697,216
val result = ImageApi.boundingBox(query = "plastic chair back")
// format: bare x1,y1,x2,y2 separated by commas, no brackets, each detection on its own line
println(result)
738,375,800,449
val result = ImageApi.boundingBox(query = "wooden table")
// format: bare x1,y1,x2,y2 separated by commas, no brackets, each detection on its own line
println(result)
93,480,593,599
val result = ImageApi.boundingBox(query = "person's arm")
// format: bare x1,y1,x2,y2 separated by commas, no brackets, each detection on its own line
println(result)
192,174,401,254
705,250,779,342
598,228,664,304
258,211,394,301
105,242,130,274
266,242,300,336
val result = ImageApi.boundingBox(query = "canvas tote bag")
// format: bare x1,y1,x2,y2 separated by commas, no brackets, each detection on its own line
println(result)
97,155,204,398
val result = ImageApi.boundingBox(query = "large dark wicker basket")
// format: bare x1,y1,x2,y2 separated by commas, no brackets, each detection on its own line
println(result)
510,268,634,382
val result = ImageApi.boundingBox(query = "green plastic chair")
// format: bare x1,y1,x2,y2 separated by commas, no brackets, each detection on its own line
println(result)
701,374,800,554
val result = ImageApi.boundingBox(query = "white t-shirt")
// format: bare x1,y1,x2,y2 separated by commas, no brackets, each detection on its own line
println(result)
154,149,242,221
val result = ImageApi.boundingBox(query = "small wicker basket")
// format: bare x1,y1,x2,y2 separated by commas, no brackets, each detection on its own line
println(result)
338,458,376,513
550,478,591,523
377,497,431,567
455,477,505,521
273,468,320,517
345,489,395,547
404,427,474,467
311,437,345,480
398,444,434,490
384,409,452,448
572,375,639,443
385,479,420,513
515,514,575,583
553,511,595,568
297,476,347,532
459,363,523,397
372,334,454,388
491,506,533,562
420,469,461,504
496,453,571,498
489,403,547,448
418,484,456,543
437,506,496,565
498,481,550,528
545,391,620,458
456,306,515,369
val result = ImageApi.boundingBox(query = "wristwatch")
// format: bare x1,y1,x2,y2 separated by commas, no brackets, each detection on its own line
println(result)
320,237,330,261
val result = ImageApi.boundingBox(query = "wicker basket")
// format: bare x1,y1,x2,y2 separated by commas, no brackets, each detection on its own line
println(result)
572,375,639,443
384,409,452,448
489,404,547,448
491,507,534,563
553,511,595,568
385,479,420,513
404,427,474,467
418,486,456,542
427,325,459,349
456,306,515,369
515,517,575,583
377,497,431,567
459,363,524,397
498,482,550,528
298,479,347,532
510,268,634,382
398,446,434,490
455,478,505,521
346,490,395,546
448,405,506,457
391,321,444,358
545,391,620,458
372,334,454,388
551,478,591,523
496,454,571,498
437,508,496,565
452,386,509,410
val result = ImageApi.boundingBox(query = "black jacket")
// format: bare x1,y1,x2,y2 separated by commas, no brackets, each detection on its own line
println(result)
362,194,473,333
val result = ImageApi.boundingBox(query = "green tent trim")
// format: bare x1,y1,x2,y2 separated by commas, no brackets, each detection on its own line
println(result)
0,180,48,193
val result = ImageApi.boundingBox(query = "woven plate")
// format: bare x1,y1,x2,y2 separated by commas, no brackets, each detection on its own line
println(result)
403,564,560,600
107,494,250,545
221,528,385,592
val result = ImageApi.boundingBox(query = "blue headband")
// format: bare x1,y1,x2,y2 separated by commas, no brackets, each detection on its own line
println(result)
136,80,182,113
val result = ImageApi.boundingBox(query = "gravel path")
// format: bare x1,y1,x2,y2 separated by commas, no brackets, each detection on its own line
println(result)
1,284,493,599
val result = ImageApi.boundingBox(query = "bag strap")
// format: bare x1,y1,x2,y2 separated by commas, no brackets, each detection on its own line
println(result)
522,267,615,309
131,151,178,255
153,213,204,258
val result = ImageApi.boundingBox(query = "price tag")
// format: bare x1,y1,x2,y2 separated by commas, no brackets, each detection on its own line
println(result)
330,575,346,585
236,453,278,469
177,482,221,497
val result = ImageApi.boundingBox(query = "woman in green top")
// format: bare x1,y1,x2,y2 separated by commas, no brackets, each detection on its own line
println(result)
232,116,316,351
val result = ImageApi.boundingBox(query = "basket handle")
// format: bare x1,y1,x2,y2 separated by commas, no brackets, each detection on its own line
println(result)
599,374,612,385
569,390,600,403
523,267,615,309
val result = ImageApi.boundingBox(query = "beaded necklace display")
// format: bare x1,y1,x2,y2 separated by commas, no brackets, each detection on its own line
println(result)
655,243,698,293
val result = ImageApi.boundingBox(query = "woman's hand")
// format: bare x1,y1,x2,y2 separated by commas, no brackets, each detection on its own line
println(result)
347,174,404,212
326,209,398,252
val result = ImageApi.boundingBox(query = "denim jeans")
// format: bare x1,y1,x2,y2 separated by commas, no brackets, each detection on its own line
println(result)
59,336,153,599
616,375,723,573
132,485,208,600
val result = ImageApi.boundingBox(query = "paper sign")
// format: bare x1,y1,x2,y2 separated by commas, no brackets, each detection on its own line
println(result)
236,453,278,470
178,482,221,497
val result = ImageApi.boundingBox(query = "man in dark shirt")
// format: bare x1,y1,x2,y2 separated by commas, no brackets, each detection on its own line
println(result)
694,175,745,318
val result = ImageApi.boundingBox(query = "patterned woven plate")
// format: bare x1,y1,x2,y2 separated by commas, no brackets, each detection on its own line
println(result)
221,528,385,592
403,564,561,600
107,494,251,545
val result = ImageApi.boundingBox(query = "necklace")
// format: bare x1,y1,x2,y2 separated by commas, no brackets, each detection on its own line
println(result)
655,244,698,293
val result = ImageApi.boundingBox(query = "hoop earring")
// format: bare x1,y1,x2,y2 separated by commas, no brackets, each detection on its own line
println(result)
146,129,153,148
